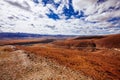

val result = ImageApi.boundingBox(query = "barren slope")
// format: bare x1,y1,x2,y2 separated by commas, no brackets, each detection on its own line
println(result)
0,45,91,80
17,43,120,80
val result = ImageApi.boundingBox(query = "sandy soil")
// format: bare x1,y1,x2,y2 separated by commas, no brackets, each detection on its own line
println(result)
0,45,92,80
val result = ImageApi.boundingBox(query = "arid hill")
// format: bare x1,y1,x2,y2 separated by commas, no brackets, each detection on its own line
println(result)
54,34,120,49
95,34,120,48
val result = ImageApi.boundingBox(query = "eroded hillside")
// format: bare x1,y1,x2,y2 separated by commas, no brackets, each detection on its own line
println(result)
0,34,120,80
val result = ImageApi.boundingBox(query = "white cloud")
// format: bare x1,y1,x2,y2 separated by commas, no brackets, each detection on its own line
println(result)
85,10,120,22
54,0,61,3
97,0,120,14
72,0,120,22
0,0,120,35
72,0,97,12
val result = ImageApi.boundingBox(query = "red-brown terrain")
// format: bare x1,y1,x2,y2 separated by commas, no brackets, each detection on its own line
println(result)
0,34,120,80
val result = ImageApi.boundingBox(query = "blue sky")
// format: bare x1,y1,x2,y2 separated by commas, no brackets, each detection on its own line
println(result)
0,0,120,35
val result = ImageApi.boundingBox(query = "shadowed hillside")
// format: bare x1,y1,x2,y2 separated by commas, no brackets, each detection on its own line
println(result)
74,36,106,40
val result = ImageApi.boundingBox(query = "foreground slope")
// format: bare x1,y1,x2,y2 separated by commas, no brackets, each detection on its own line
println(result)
17,43,120,80
0,45,91,80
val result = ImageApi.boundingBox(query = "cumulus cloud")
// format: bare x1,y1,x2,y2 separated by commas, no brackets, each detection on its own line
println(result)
0,0,120,35
72,0,120,19
85,10,120,22
72,0,97,12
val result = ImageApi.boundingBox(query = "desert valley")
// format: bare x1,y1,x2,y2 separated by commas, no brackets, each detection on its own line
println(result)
0,34,120,80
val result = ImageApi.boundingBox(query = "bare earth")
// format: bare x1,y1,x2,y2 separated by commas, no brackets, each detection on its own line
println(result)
0,45,92,80
0,34,120,80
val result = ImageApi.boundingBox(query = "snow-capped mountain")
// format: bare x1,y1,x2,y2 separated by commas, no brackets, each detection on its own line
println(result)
0,0,120,35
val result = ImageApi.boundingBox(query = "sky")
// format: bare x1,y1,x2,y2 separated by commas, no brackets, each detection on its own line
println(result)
0,0,120,35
